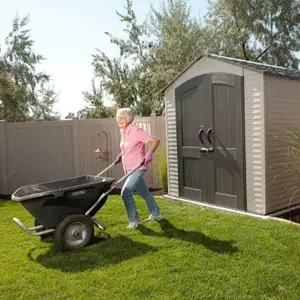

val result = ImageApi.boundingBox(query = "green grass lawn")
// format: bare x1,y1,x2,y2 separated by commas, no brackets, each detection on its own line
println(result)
1,196,300,300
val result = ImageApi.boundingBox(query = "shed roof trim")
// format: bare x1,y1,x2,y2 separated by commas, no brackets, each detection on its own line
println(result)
162,54,300,92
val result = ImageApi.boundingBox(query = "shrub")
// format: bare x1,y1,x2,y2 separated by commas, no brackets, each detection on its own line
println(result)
271,127,300,208
155,144,168,192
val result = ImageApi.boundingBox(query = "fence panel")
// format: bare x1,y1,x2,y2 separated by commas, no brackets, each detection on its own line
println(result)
5,121,75,194
0,115,166,195
0,121,8,195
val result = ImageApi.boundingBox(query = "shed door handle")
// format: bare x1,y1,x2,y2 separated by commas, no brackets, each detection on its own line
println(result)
207,128,213,144
198,128,204,144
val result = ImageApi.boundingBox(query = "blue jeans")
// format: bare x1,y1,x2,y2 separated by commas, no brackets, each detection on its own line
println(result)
121,170,160,222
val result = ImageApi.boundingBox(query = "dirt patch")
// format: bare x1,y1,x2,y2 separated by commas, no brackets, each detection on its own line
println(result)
152,189,167,196
110,188,166,196
277,208,300,224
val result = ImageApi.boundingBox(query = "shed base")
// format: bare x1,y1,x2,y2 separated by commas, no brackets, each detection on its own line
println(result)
163,194,300,224
163,194,268,220
163,194,300,228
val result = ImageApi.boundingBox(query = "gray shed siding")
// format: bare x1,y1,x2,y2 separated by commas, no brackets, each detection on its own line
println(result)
164,56,266,214
243,69,265,214
265,75,300,214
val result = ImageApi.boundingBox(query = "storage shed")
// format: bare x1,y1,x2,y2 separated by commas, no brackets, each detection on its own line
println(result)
163,54,300,216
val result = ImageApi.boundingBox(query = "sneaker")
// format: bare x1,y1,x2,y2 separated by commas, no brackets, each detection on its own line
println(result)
144,213,164,222
127,218,142,228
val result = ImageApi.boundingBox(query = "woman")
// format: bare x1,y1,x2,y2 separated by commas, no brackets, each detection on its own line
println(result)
116,107,163,228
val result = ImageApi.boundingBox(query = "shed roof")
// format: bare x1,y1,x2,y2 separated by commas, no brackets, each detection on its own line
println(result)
162,54,300,92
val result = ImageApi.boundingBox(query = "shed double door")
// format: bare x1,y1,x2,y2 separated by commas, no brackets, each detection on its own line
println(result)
175,73,246,210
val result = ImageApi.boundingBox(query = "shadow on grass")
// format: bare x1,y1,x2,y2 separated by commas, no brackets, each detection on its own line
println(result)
0,199,10,206
27,234,158,272
138,219,238,254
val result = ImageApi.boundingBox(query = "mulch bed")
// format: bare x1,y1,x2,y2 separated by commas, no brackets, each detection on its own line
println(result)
109,188,166,196
276,207,300,224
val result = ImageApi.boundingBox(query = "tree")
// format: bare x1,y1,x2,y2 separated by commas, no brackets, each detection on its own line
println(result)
65,79,116,120
92,0,150,115
65,112,76,119
204,0,300,68
87,0,300,117
0,14,60,121
90,0,206,116
145,0,206,113
81,79,115,119
92,53,139,111
30,86,60,121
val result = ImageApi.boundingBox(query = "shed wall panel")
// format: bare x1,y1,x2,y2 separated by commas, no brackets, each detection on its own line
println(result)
265,75,300,213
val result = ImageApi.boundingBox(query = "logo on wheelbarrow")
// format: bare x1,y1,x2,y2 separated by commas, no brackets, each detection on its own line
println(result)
71,190,87,197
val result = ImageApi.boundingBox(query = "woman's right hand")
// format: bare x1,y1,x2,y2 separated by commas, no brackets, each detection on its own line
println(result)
115,153,122,164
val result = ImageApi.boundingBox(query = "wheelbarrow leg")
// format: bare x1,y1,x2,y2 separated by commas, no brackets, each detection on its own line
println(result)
91,218,106,230
13,217,54,236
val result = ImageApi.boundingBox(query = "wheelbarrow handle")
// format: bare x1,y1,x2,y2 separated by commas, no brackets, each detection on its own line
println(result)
96,154,145,178
86,160,145,216
96,153,123,177
114,159,145,185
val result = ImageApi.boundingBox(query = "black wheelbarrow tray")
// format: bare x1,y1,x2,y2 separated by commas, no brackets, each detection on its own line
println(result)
11,158,144,252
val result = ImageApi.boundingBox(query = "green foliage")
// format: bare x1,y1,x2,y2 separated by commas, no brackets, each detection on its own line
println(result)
0,14,59,121
87,0,300,117
156,144,168,192
90,0,206,116
30,86,60,121
91,0,152,115
270,127,300,206
285,128,300,162
204,0,300,68
79,79,115,119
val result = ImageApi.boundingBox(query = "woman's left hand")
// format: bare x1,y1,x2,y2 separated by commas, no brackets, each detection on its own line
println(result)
144,150,152,164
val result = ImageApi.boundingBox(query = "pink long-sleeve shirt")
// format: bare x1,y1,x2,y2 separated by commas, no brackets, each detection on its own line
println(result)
119,123,152,173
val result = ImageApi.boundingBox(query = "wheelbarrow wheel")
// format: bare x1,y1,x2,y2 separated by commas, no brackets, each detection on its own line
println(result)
54,214,94,251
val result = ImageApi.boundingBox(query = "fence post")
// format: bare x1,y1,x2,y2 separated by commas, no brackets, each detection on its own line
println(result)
0,121,8,195
72,118,80,177
150,113,159,189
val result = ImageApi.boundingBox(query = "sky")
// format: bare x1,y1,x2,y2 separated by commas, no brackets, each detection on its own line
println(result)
0,0,209,118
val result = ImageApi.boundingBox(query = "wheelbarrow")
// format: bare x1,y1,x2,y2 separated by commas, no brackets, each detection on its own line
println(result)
11,157,143,251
